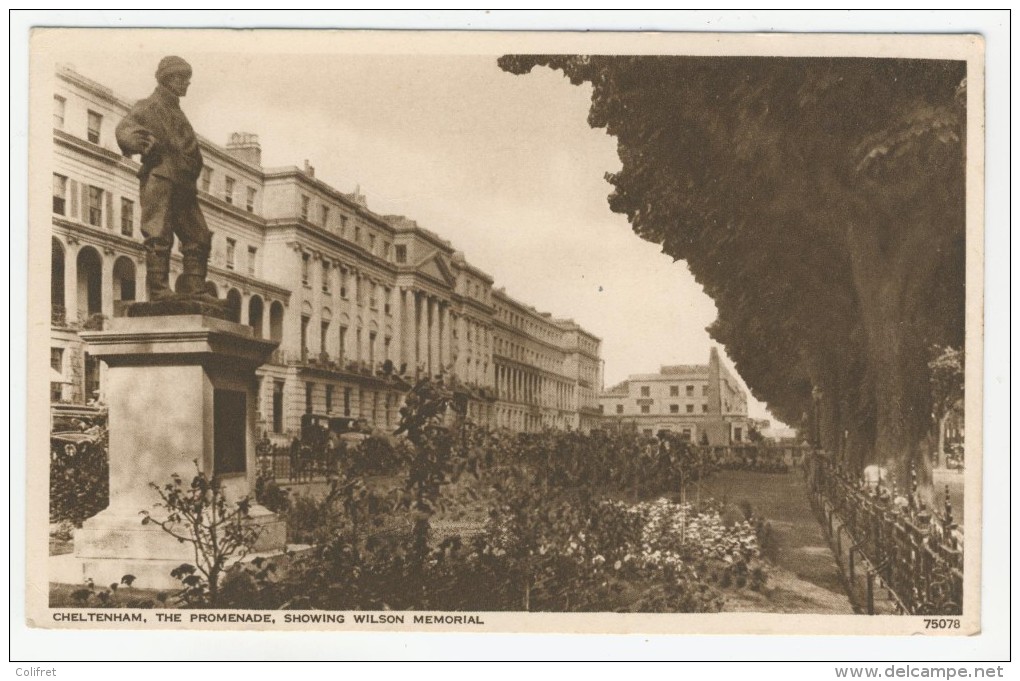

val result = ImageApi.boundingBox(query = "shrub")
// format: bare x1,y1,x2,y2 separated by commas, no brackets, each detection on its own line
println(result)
50,428,109,525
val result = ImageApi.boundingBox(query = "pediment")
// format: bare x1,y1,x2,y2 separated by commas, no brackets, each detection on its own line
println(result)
417,252,455,287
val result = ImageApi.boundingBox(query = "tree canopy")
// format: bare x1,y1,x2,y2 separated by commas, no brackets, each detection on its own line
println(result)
499,55,966,480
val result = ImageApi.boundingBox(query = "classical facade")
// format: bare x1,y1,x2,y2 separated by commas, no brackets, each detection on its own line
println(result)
492,291,603,433
598,348,751,445
49,66,602,440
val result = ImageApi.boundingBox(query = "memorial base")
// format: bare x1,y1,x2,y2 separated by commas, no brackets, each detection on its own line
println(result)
72,507,286,590
72,315,283,592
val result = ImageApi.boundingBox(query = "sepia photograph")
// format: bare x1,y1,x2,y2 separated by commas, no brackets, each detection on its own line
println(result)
17,18,998,658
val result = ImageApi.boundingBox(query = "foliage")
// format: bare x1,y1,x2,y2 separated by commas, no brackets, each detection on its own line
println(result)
928,345,965,427
254,469,291,514
49,427,109,525
142,462,261,606
53,575,155,609
498,55,966,479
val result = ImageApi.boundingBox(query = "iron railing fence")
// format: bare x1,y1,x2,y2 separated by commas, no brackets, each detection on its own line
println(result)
807,451,963,615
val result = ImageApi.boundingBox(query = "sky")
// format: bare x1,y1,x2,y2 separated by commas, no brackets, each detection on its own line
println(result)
58,41,786,427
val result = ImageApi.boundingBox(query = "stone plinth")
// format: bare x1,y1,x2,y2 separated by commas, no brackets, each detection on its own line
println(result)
127,295,231,321
71,315,283,589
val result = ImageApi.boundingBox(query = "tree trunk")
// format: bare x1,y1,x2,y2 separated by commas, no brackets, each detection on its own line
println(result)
937,411,949,469
847,221,934,495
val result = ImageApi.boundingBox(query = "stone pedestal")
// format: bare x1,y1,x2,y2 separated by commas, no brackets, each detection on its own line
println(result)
72,315,283,589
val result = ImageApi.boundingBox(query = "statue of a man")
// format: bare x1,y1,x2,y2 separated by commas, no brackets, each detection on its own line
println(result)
116,56,211,301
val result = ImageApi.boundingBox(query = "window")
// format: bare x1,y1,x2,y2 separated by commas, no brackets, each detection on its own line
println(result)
670,404,679,414
319,205,329,226
670,385,679,397
369,331,377,367
384,336,391,359
50,347,64,373
86,110,102,143
272,381,284,433
225,238,236,269
200,167,213,193
120,198,134,236
53,95,66,128
640,405,650,414
321,261,331,293
615,404,623,415
320,321,329,358
686,385,695,397
52,174,67,215
246,187,256,213
640,386,650,397
87,186,103,227
354,225,361,244
338,326,347,360
305,382,314,414
300,195,310,221
369,282,378,310
686,404,694,414
702,404,709,413
383,287,391,315
383,242,392,261
343,387,352,416
395,245,407,264
681,428,693,441
339,269,348,299
325,385,333,413
301,253,310,286
339,215,349,237
733,427,743,443
368,233,376,254
247,246,257,276
299,317,311,363
702,385,709,396
224,176,235,204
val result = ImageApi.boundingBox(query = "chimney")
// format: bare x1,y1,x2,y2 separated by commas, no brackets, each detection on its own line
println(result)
351,184,367,207
303,159,315,177
225,132,261,166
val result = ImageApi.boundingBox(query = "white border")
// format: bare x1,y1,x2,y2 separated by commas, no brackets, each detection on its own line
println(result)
8,9,1012,665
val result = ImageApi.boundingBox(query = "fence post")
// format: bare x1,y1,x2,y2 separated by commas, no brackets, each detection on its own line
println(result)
866,569,875,615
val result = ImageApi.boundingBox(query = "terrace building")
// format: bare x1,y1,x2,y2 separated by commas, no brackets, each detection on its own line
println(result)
598,347,750,444
48,65,603,440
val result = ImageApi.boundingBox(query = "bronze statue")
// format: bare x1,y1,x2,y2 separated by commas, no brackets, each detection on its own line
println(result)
116,56,213,302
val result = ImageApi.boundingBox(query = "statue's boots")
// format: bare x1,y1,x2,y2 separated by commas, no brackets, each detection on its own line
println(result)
145,253,175,301
180,254,223,306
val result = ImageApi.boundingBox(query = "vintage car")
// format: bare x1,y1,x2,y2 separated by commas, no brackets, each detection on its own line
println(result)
50,405,106,458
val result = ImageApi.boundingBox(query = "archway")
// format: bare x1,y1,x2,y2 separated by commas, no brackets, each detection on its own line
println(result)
226,288,242,324
75,246,102,319
248,295,264,338
269,300,284,343
112,256,136,302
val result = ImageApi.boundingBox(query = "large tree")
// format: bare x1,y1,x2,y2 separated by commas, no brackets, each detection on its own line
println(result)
499,55,966,485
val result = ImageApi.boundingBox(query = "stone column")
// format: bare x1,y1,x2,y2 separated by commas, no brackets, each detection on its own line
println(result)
262,302,272,341
392,288,404,368
63,240,79,325
101,248,115,319
240,293,251,326
426,297,438,378
416,292,428,378
444,303,454,373
455,315,466,378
